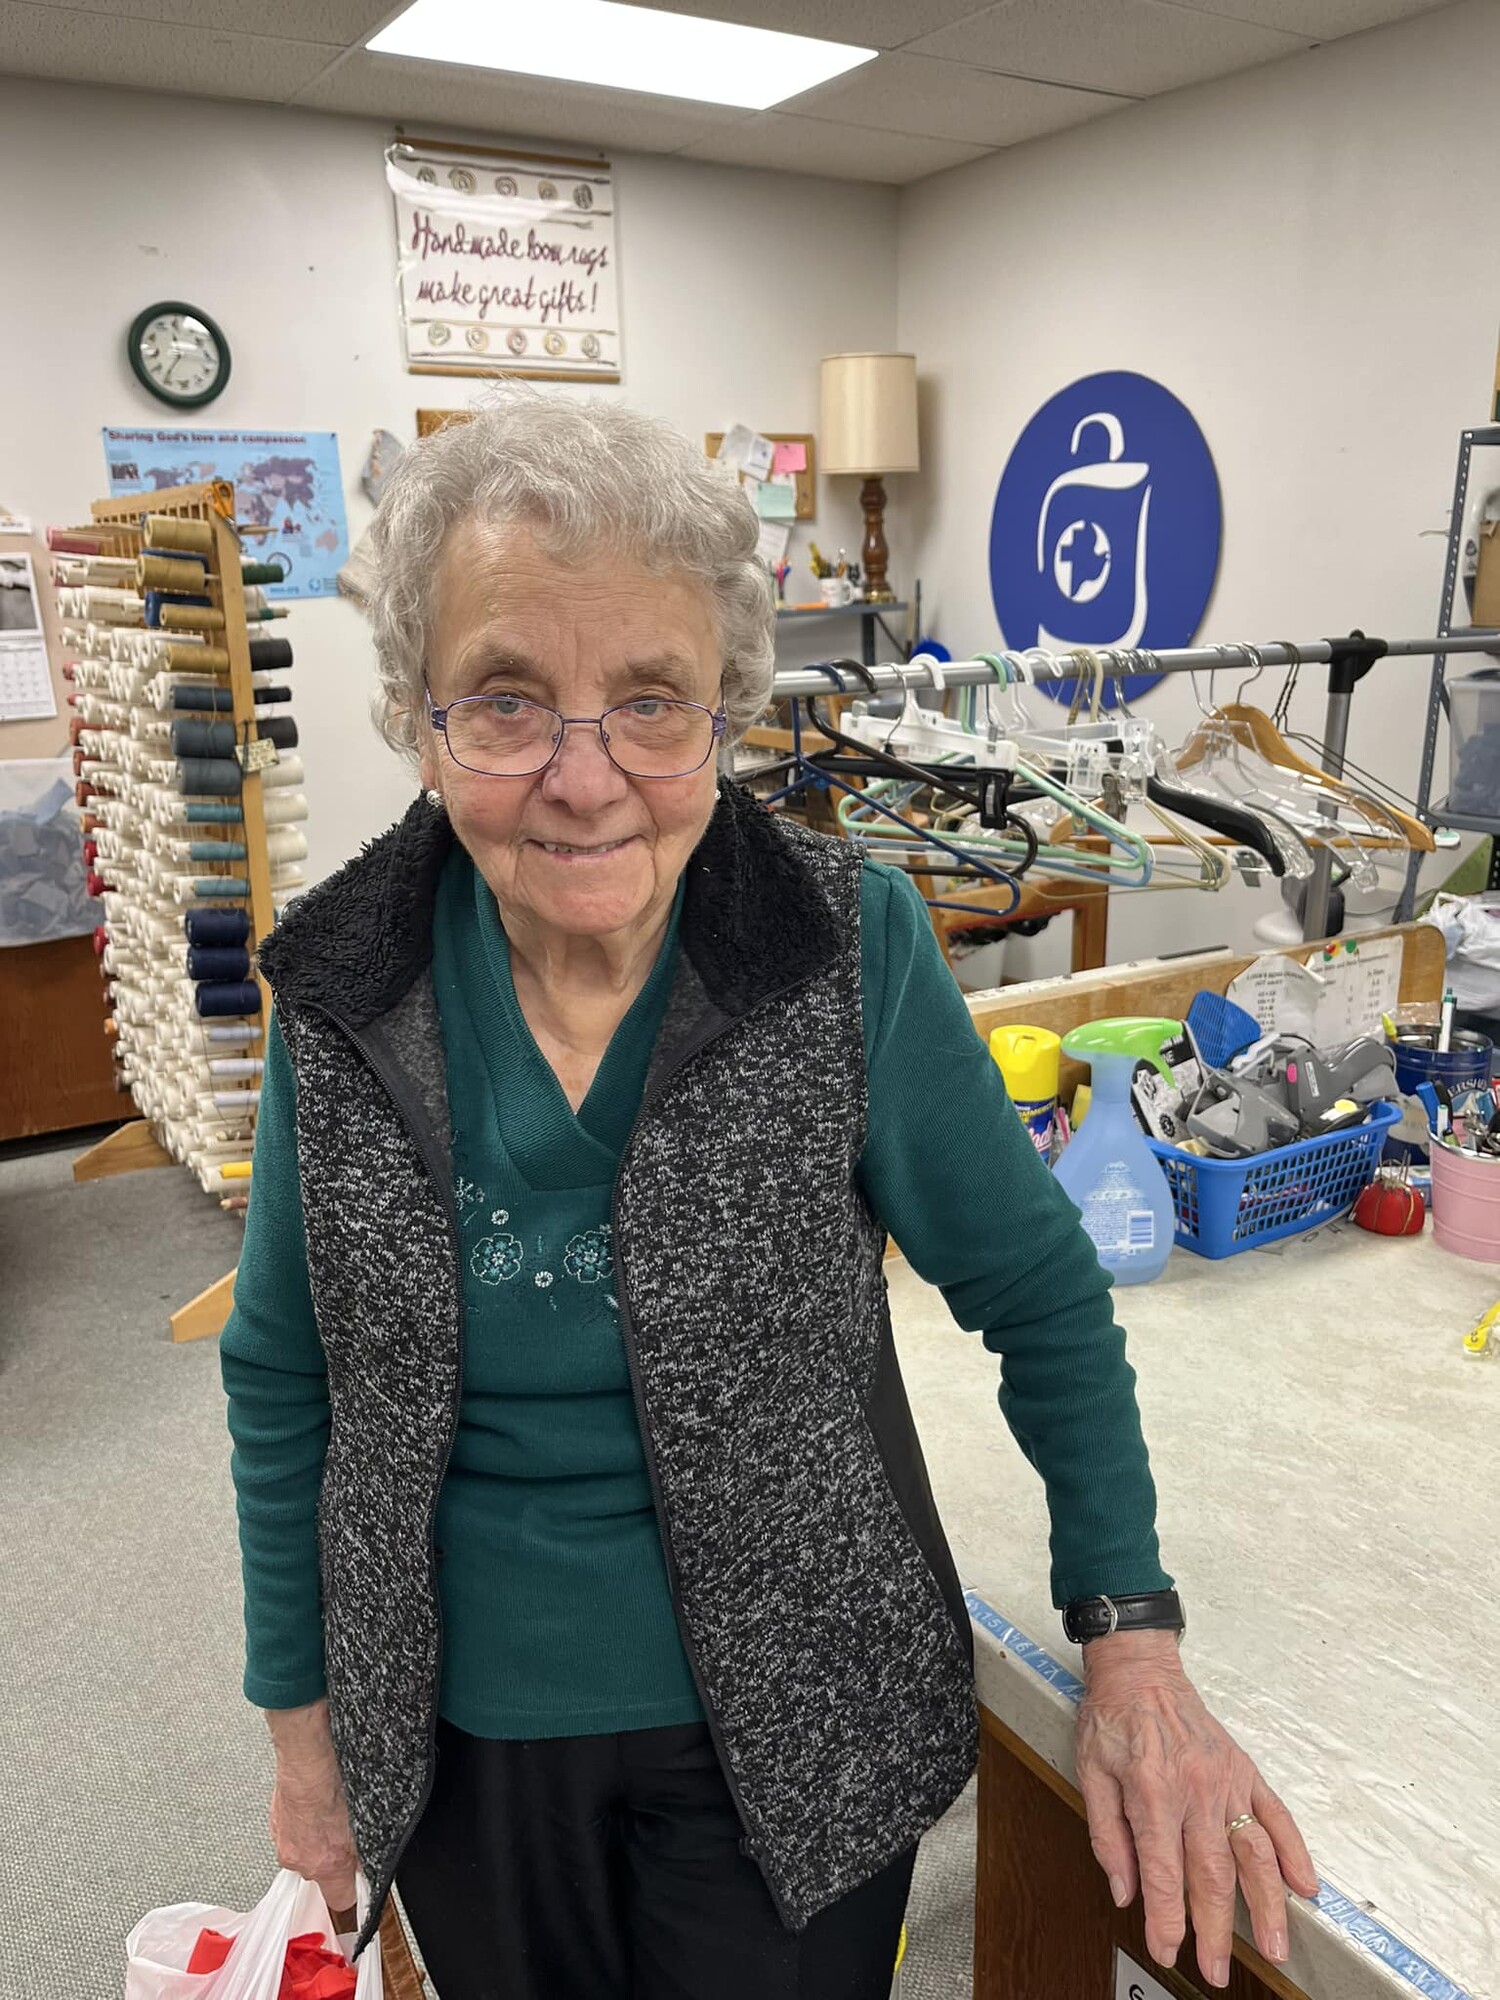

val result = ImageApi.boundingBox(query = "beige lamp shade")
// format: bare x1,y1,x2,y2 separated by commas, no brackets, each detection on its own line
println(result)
820,353,919,476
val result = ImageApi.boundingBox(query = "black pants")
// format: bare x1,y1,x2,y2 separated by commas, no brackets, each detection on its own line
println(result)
396,1717,916,2000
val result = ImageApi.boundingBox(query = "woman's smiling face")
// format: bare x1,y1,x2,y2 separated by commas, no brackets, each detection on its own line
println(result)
420,518,724,944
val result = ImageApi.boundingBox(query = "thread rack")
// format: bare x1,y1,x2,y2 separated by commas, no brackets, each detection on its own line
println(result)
54,481,308,1334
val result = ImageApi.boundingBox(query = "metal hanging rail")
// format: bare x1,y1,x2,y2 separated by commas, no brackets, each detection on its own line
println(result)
769,630,1500,941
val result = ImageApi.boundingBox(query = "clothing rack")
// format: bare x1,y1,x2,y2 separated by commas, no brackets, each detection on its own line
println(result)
769,631,1500,941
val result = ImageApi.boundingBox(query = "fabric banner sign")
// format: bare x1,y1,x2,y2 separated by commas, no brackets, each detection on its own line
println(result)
387,141,620,380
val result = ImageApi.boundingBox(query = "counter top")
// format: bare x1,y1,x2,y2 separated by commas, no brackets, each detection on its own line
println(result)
887,1225,1500,2000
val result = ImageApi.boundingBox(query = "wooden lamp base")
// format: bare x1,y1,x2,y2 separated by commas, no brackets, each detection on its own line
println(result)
859,474,895,603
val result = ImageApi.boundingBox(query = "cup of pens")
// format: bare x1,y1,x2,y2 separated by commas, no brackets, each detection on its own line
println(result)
820,575,853,607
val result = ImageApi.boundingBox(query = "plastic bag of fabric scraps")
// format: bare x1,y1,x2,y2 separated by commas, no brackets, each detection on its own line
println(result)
124,1867,382,2000
0,756,102,946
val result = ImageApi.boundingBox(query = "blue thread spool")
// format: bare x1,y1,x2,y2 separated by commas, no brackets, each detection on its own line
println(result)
185,908,250,947
195,980,261,1018
176,758,242,795
188,945,252,981
171,716,298,758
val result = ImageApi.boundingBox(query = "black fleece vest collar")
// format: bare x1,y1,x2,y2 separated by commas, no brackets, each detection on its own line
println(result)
259,778,845,1031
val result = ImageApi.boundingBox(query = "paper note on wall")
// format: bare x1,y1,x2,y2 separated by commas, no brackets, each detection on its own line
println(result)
754,475,798,521
772,441,806,475
755,520,790,568
0,552,55,722
1227,954,1324,1042
1303,935,1402,1043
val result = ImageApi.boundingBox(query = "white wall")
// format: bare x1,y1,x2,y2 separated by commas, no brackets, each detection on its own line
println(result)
898,0,1500,980
0,76,898,882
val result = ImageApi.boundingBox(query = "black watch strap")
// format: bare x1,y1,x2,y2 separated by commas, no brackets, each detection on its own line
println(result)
1062,1589,1186,1646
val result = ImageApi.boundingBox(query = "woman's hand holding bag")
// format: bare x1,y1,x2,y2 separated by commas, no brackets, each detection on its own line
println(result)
265,1697,360,1915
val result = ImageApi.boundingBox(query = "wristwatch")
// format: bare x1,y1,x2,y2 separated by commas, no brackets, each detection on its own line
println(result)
1062,1589,1186,1646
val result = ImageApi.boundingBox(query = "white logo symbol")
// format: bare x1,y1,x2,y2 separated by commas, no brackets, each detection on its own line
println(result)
1036,411,1152,651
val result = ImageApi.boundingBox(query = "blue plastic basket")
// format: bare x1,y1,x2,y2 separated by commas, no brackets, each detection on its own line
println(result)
1147,1101,1400,1258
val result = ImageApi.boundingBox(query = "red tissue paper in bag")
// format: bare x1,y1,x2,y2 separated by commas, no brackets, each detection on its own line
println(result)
279,1932,359,2000
183,1924,357,1997
186,1930,235,1974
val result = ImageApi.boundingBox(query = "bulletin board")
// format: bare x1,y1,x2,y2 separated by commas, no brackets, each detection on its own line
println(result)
703,433,817,521
0,525,70,760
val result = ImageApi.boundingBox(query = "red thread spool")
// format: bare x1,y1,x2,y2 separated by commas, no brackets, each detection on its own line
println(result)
72,750,84,777
75,781,94,806
69,717,85,745
47,527,106,553
93,926,108,955
86,869,106,897
83,839,97,866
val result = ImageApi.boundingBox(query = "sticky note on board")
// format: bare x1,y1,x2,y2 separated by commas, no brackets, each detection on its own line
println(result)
754,476,797,520
771,441,806,475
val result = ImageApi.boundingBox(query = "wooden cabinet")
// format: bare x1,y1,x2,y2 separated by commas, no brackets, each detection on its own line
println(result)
0,932,131,1141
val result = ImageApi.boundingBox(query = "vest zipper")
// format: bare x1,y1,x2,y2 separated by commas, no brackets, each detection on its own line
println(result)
299,999,466,1957
609,970,831,1932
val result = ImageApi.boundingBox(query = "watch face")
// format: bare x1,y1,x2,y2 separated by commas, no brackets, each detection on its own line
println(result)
129,302,230,408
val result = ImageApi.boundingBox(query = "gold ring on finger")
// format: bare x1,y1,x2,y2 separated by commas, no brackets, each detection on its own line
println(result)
1226,1814,1257,1837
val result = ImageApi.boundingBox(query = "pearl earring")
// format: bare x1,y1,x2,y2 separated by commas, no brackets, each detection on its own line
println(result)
425,788,443,808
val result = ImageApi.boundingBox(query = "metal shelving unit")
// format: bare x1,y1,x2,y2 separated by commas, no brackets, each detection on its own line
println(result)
1397,423,1500,917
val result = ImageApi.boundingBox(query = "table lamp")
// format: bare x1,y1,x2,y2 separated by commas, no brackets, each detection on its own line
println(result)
820,352,919,605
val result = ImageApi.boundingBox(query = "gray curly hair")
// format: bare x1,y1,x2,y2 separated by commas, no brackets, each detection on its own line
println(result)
367,389,776,759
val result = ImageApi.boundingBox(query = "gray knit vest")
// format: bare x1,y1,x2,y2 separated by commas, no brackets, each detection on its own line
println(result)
259,782,977,1957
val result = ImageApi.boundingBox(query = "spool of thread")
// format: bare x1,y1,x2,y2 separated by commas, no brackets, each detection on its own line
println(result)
188,944,252,982
195,981,261,1018
219,1159,254,1178
261,791,308,826
187,912,251,954
187,840,248,862
47,527,107,553
144,514,214,553
204,1023,261,1044
138,553,209,592
183,803,244,825
209,1059,263,1080
166,644,231,673
158,601,224,633
176,757,242,796
170,684,292,712
247,638,294,673
240,559,288,586
171,716,298,757
265,828,308,865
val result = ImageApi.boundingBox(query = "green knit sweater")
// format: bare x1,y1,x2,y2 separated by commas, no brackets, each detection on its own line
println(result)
221,848,1169,1732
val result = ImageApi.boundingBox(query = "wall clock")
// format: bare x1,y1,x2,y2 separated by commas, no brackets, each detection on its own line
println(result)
127,301,231,408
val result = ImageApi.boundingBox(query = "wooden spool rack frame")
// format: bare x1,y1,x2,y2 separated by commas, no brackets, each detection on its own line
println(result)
70,481,280,1341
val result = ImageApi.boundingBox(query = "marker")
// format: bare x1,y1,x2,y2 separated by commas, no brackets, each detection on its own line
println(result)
1438,987,1456,1054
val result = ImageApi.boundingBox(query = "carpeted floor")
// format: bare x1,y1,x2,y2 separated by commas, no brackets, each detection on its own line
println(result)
0,1134,974,1999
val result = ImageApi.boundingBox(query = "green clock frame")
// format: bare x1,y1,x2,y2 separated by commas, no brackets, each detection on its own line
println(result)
126,300,232,410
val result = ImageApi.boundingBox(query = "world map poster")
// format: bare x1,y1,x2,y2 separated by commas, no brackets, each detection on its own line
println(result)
101,428,348,601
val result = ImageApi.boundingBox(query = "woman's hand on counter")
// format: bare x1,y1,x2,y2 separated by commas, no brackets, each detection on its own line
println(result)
1074,1631,1319,1990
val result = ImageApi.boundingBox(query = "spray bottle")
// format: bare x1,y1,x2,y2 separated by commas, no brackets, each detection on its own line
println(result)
1053,1017,1180,1285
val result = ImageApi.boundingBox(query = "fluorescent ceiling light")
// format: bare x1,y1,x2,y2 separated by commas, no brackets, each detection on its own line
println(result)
367,0,876,111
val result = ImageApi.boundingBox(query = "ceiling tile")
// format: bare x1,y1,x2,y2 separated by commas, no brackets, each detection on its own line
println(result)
1151,0,1448,32
0,1,341,98
778,51,1127,146
678,111,990,183
9,0,397,44
293,52,750,153
621,0,994,53
905,0,1310,95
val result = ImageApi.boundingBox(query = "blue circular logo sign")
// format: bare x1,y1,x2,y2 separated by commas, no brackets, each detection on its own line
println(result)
989,371,1221,707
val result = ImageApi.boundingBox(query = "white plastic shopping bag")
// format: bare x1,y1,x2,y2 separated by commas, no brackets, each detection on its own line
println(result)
125,1868,383,2000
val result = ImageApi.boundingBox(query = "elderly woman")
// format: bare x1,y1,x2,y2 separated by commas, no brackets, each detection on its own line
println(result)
221,393,1316,2000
